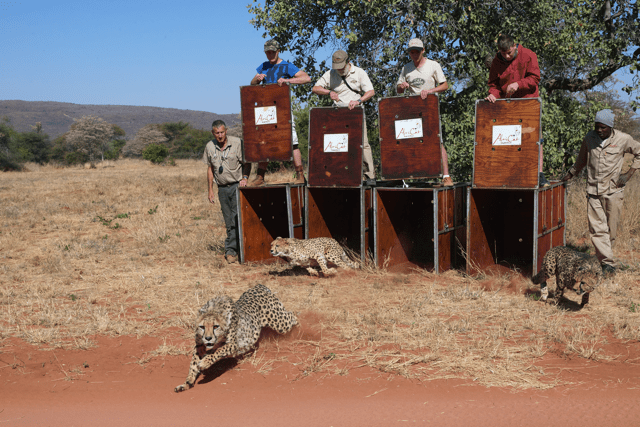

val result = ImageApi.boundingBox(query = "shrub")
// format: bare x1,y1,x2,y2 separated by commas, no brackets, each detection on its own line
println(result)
142,143,169,164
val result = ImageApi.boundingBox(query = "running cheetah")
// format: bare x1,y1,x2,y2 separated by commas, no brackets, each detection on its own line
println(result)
174,284,297,392
270,237,358,276
532,246,602,306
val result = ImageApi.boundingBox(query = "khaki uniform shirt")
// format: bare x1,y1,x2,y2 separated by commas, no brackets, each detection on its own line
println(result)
569,129,640,195
396,59,446,95
315,63,374,107
202,136,244,186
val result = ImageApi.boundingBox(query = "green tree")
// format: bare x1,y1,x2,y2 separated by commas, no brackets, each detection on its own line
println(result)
249,0,640,180
142,143,169,164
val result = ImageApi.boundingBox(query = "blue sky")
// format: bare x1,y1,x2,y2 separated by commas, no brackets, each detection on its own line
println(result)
1,1,637,116
0,0,292,114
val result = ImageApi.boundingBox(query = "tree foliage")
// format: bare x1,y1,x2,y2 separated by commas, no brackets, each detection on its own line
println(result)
125,124,168,157
0,118,51,170
249,0,640,180
65,115,115,165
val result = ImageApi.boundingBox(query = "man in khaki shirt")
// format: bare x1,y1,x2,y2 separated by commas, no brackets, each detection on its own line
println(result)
562,109,640,273
312,50,376,185
202,120,251,263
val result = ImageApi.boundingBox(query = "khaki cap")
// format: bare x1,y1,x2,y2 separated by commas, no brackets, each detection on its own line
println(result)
332,50,348,69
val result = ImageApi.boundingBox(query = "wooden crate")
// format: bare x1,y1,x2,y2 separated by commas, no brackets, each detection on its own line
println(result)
305,187,373,262
378,94,443,180
308,107,363,187
374,184,467,273
240,84,293,163
466,182,566,276
473,98,541,189
237,184,304,264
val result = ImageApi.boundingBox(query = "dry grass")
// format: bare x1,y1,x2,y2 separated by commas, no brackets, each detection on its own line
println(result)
1,159,640,391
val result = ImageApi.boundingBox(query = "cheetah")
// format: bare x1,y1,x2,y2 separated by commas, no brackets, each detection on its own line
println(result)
532,246,602,307
174,284,297,392
270,237,358,276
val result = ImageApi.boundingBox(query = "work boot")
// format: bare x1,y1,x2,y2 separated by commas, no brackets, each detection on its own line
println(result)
442,176,454,186
538,172,550,188
248,168,266,187
225,254,238,264
294,165,306,185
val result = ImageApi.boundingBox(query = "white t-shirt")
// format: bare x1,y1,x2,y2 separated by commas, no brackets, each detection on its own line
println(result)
397,58,446,95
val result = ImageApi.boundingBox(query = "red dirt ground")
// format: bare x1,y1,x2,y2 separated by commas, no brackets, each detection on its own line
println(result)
2,334,640,427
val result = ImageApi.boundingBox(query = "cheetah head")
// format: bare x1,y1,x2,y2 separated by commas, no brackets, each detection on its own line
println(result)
270,237,292,257
195,296,234,351
574,260,602,295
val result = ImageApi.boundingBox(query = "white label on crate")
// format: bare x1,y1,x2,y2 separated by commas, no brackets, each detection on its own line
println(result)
254,106,277,125
394,118,423,139
323,133,349,152
492,124,522,145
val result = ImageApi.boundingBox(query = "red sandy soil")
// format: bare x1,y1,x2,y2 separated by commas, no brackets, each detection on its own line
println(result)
2,334,640,427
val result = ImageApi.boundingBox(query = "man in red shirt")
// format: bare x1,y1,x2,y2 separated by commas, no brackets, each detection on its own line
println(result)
485,34,548,186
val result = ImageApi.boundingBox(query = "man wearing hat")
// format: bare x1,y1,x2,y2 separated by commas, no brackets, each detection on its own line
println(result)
397,38,453,186
562,109,640,274
249,39,311,186
484,34,549,187
311,50,376,185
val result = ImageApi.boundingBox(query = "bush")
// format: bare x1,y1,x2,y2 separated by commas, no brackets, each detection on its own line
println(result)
142,143,169,164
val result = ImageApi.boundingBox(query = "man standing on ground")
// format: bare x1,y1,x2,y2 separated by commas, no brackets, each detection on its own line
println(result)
562,109,640,275
484,34,548,187
249,39,311,186
312,50,377,186
397,38,453,186
203,120,251,264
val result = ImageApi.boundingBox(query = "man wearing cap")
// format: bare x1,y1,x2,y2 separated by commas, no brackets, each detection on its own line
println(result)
397,38,453,186
311,50,376,185
249,39,311,186
562,109,640,275
484,34,548,187
203,120,251,264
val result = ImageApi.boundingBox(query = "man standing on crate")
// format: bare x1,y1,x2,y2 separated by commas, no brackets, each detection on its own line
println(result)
312,49,377,186
249,39,311,186
396,38,453,186
484,34,549,187
562,109,640,275
203,120,251,264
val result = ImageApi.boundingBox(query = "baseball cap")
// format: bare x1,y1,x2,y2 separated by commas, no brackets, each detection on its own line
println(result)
408,38,424,50
332,50,348,69
264,39,280,52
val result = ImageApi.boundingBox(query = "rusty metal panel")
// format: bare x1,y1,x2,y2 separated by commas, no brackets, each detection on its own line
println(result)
378,95,443,180
305,187,371,261
436,185,467,273
240,84,293,163
238,184,304,264
308,107,363,187
535,182,567,273
473,98,541,189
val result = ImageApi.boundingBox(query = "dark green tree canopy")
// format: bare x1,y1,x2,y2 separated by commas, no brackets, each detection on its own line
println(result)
250,0,639,107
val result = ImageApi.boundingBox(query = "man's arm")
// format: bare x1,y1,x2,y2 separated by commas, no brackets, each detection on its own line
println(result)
312,85,341,103
207,165,216,204
278,70,311,86
347,89,374,110
251,73,266,85
420,81,448,99
562,137,589,181
517,50,541,94
239,163,251,188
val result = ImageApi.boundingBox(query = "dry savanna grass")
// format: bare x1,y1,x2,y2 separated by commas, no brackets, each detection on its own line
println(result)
1,159,640,391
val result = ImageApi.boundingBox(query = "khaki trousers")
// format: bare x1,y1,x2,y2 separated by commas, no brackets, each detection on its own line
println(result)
362,120,375,180
587,190,624,266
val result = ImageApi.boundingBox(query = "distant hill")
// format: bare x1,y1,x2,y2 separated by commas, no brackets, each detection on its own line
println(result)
0,100,239,140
